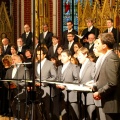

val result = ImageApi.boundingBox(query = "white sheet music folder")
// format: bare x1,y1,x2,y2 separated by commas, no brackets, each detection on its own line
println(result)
66,84,92,92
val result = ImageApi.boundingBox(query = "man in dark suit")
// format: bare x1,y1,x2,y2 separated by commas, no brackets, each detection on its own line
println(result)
81,18,99,46
84,33,95,53
62,20,78,46
21,24,33,49
39,23,53,49
2,38,11,55
77,47,96,120
5,54,30,120
64,32,76,55
48,36,59,60
91,33,120,120
17,38,27,56
56,49,80,120
104,18,119,44
35,47,56,120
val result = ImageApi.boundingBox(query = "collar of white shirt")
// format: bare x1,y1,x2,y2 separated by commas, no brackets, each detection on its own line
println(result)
69,41,74,49
88,26,93,31
108,27,113,32
68,29,73,33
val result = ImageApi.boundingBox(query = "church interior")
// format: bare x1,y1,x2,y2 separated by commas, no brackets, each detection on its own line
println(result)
0,0,120,120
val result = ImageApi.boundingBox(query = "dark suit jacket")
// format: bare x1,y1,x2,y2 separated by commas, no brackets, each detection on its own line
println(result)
64,41,75,55
82,26,99,38
84,43,94,53
21,32,33,48
81,26,99,45
94,51,120,113
2,45,11,55
62,29,78,45
48,45,59,60
17,45,27,57
39,31,53,49
104,28,119,43
57,62,80,102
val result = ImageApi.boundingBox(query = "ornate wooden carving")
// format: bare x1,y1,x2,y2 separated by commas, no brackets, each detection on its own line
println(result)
78,0,120,35
35,0,50,37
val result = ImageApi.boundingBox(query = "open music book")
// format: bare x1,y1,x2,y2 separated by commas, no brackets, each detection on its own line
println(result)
66,84,92,92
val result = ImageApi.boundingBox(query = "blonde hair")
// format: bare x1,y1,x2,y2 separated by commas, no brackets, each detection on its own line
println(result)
2,55,12,67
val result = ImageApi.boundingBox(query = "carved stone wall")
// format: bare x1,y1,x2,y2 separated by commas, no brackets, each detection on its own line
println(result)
0,2,13,45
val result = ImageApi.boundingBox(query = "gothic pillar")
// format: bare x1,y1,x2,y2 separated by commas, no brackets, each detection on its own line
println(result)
52,0,57,35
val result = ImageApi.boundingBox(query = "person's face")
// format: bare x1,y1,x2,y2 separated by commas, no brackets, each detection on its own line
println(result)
86,21,93,28
70,58,76,64
37,50,46,61
11,47,17,54
88,34,95,44
74,44,79,53
67,22,73,30
24,24,30,32
57,47,63,55
3,59,10,67
52,38,58,45
12,56,21,66
106,20,113,28
96,38,105,53
25,51,31,58
67,34,74,42
43,25,48,32
61,52,71,64
17,39,23,46
2,38,9,45
50,58,56,64
93,41,100,57
77,51,87,64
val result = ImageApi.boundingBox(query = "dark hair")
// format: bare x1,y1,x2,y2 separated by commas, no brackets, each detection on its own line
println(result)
74,42,82,48
25,49,33,55
62,49,72,57
107,18,113,23
88,52,97,62
67,32,75,37
67,20,73,25
98,33,115,49
52,36,59,40
57,45,64,50
43,23,49,27
37,46,48,55
11,45,17,51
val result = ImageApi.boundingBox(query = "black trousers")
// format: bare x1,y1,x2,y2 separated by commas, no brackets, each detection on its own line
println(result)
105,113,120,120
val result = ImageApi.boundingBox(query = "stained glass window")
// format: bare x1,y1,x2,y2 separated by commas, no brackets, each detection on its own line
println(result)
62,0,93,32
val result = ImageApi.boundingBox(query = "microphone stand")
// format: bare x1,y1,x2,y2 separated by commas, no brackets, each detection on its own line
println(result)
25,0,46,119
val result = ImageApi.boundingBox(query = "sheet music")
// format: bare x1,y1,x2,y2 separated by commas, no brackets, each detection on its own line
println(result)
75,34,83,39
66,84,92,92
41,80,92,92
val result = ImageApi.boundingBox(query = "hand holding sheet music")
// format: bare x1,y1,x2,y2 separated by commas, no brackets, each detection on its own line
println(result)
56,84,65,90
84,80,94,89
